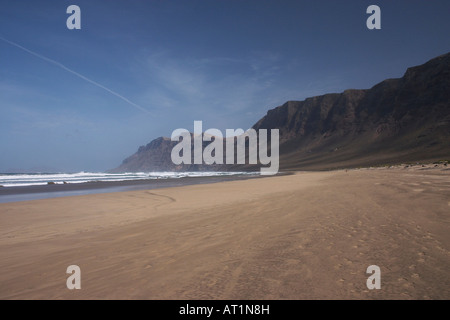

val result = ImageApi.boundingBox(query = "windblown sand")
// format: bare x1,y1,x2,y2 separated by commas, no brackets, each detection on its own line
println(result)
1,167,449,299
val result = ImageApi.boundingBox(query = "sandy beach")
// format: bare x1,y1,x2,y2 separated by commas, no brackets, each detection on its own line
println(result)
0,166,449,299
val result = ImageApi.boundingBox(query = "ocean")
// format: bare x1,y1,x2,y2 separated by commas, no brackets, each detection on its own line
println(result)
0,171,256,188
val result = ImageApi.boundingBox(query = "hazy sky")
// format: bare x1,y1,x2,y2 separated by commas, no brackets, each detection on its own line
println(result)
1,0,449,172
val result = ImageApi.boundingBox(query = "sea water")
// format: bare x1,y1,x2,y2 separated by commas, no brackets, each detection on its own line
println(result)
0,171,256,188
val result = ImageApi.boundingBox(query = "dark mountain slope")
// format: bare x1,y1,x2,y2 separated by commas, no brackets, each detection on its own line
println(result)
253,52,450,169
111,52,450,172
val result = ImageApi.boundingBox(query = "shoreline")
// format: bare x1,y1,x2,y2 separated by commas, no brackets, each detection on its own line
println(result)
0,172,284,203
1,161,446,203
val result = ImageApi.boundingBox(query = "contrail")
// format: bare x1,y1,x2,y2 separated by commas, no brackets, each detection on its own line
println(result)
0,36,150,115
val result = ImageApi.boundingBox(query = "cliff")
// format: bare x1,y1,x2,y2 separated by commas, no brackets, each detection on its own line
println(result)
111,52,450,172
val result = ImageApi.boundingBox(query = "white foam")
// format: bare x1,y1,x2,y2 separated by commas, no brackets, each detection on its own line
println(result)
0,171,258,187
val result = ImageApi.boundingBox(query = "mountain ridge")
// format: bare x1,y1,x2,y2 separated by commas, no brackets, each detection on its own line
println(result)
110,52,450,173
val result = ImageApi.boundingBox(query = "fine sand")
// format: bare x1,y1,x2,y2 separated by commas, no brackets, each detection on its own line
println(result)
0,166,449,299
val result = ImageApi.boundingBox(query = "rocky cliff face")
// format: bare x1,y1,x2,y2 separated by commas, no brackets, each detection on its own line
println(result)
252,52,450,169
111,52,450,172
112,137,177,172
109,135,224,172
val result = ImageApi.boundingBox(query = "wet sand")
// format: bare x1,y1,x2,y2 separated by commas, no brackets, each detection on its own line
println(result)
0,174,263,203
0,165,449,299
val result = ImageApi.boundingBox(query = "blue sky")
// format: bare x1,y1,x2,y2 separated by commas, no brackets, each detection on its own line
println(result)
1,0,449,172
